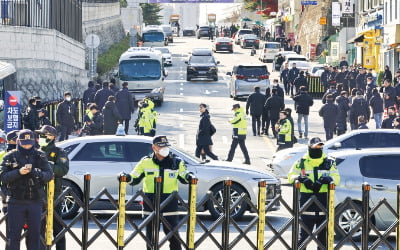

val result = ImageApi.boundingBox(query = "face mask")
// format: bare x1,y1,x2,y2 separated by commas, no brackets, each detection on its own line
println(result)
38,137,52,147
158,147,170,157
308,147,323,159
66,97,72,102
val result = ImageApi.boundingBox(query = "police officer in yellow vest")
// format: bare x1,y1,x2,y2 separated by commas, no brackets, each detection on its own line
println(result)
225,104,251,165
138,99,157,137
119,135,195,250
276,110,293,151
288,137,340,249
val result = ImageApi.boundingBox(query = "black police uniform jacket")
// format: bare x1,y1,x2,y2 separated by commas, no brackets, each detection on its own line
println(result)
0,149,54,202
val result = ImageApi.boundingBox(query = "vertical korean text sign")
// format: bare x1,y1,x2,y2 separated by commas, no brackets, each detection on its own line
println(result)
4,91,21,134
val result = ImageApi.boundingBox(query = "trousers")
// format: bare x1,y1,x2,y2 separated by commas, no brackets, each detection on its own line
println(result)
227,137,250,163
122,119,130,134
251,114,261,135
195,145,218,160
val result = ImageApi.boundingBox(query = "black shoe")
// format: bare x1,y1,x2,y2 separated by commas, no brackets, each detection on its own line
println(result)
257,131,261,136
299,133,303,139
253,133,257,136
224,159,232,162
243,161,251,165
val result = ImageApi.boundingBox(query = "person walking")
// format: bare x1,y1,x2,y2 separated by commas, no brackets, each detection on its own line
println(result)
339,57,348,67
288,137,340,250
23,97,40,131
56,92,77,141
138,99,157,136
94,81,113,111
272,79,285,98
288,63,300,96
36,125,69,250
356,68,367,92
345,66,357,92
280,64,290,95
261,87,271,135
102,96,122,135
294,42,302,54
393,117,400,129
246,86,265,136
319,94,339,140
293,86,314,139
276,111,293,151
38,108,51,128
380,79,397,110
383,65,392,82
0,129,53,250
320,65,331,93
369,88,384,129
87,104,104,136
335,91,350,135
265,88,285,138
349,91,370,130
381,106,397,129
119,136,195,250
82,81,96,106
293,71,308,95
225,104,251,165
115,82,135,134
195,103,218,161
322,85,338,104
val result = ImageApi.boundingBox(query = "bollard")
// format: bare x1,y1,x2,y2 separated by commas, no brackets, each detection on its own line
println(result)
46,179,55,250
117,176,127,250
186,178,198,250
361,183,370,250
292,181,301,250
222,179,232,249
82,174,91,250
256,181,267,250
327,183,336,250
153,176,163,250
397,184,400,250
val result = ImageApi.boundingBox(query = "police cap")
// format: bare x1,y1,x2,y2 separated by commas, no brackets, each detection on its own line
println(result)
35,125,58,137
153,135,171,147
308,137,324,148
6,130,19,142
232,103,240,110
18,129,35,146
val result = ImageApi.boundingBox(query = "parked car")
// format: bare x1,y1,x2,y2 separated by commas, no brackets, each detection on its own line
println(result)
58,135,281,220
331,149,400,240
270,129,400,178
240,34,260,49
212,37,233,53
186,48,219,81
272,51,297,71
154,47,172,66
309,64,325,76
183,27,196,36
160,25,174,43
233,29,253,44
258,42,281,63
280,61,311,73
227,64,270,100
196,26,210,39
282,54,308,67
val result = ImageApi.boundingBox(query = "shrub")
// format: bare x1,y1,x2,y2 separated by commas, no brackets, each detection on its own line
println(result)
97,36,130,77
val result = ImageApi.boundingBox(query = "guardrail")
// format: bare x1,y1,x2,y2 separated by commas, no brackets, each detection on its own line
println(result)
0,175,399,249
307,76,324,99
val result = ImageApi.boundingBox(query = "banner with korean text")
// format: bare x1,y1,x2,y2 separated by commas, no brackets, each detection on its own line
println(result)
4,91,21,134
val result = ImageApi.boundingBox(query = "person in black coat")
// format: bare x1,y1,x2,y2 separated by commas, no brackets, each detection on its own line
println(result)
102,96,122,135
292,86,313,138
320,66,330,93
345,66,357,92
380,79,397,109
383,65,392,82
265,88,285,138
339,57,348,68
356,68,367,92
87,104,104,136
394,117,400,129
381,106,396,129
293,71,308,95
195,103,218,161
322,85,337,104
364,77,376,103
335,67,347,86
272,79,285,98
328,67,337,86
38,108,52,128
288,63,300,96
369,88,384,129
94,81,114,111
116,82,135,134
319,94,339,140
82,81,96,106
262,87,271,135
280,64,290,95
23,97,40,131
56,92,77,141
349,91,370,130
335,91,350,135
246,86,266,136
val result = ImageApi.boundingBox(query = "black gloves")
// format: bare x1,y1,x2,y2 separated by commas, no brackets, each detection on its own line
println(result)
298,176,313,190
186,172,196,182
319,176,333,184
118,172,132,183
313,180,322,193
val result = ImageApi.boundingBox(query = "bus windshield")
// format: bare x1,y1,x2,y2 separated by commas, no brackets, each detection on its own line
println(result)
119,60,161,81
143,32,164,42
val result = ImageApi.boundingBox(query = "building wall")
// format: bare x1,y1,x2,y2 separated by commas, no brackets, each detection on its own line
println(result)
383,0,400,75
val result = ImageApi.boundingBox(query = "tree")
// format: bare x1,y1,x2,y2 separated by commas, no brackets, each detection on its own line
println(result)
140,3,163,25
120,0,127,8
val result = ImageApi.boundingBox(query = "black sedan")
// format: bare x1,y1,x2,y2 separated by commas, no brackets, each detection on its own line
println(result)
183,27,196,36
212,37,233,53
240,34,260,49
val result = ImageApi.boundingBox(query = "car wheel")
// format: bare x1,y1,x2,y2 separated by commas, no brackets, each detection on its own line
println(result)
207,183,248,220
213,76,218,81
335,202,371,241
230,50,233,53
61,179,82,219
186,76,191,81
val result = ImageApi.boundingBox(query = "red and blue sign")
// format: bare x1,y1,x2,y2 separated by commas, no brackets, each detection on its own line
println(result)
4,91,21,133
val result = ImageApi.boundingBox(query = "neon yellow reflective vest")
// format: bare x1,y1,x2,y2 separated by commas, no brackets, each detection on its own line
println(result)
139,100,157,133
287,152,340,193
278,119,292,142
128,155,190,193
229,107,247,135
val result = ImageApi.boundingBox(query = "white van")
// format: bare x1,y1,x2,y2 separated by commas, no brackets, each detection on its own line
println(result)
117,47,167,106
258,42,281,62
142,28,167,47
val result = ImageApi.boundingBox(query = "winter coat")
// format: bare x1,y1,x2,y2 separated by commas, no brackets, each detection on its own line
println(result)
328,71,337,83
23,104,40,131
356,73,367,90
335,95,350,131
89,111,104,135
369,93,384,114
196,111,213,146
383,69,392,81
322,88,338,104
274,85,285,98
56,101,77,129
358,123,368,129
293,92,313,115
365,83,376,102
102,101,122,135
94,87,114,111
264,95,285,120
280,68,289,83
381,115,396,129
293,75,308,90
320,70,330,87
380,85,396,108
246,90,265,116
319,100,339,128
115,87,135,120
335,72,346,84
349,96,370,125
39,116,52,128
83,87,96,105
288,67,300,83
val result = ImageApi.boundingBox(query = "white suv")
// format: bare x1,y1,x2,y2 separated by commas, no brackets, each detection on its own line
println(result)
259,42,281,62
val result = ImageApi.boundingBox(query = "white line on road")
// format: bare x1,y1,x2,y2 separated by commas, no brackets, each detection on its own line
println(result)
179,108,183,112
180,83,184,86
205,90,210,95
180,87,183,91
179,123,183,128
179,134,185,149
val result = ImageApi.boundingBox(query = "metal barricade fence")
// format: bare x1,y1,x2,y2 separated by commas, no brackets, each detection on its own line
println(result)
1,175,400,249
42,98,85,128
307,76,324,99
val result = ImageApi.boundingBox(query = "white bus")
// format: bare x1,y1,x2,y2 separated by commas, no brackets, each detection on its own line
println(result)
117,47,167,106
142,27,167,47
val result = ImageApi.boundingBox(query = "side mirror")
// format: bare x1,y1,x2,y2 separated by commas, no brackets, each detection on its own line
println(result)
226,72,232,76
184,61,188,64
217,61,220,64
333,142,342,149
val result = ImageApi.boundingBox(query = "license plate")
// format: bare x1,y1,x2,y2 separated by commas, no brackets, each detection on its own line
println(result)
220,47,227,49
247,40,254,42
199,71,207,74
247,78,258,82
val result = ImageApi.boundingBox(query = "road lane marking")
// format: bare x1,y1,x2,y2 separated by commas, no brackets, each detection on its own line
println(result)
180,108,183,112
179,134,185,149
180,83,184,86
205,90,210,95
179,123,183,128
180,87,184,91
262,135,276,152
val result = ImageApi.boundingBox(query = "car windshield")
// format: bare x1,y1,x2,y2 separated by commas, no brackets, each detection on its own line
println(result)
239,30,253,35
189,56,215,64
200,27,209,30
243,35,257,39
119,60,161,80
171,147,201,164
287,57,307,61
237,66,267,76
293,62,310,68
155,48,170,53
312,66,324,73
265,43,280,49
143,32,164,42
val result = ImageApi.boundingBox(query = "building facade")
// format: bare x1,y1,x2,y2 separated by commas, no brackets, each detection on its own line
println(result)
382,0,400,75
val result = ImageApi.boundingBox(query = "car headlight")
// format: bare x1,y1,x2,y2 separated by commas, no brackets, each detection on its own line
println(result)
209,67,217,71
188,66,196,71
151,87,162,93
